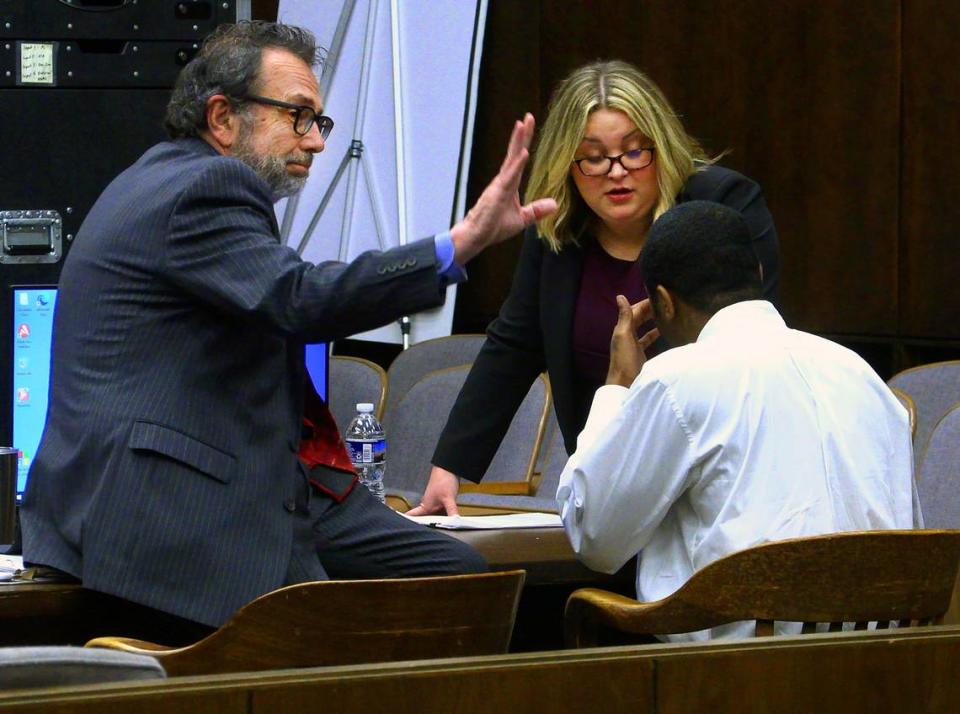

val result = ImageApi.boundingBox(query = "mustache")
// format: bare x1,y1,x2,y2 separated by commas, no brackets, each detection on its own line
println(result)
285,152,313,168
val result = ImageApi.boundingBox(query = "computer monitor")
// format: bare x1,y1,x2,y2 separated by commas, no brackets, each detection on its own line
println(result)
10,285,57,499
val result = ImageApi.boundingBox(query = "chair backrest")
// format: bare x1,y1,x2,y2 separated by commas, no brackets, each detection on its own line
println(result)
888,360,960,469
88,570,525,676
917,404,960,528
565,530,960,646
383,334,486,424
890,386,917,440
329,355,388,427
456,406,567,513
535,410,568,496
384,366,550,501
0,646,166,690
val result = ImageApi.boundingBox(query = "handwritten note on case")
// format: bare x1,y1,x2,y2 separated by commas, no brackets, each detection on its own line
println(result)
19,43,55,85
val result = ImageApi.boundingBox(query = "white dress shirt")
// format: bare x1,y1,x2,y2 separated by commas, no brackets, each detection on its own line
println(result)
557,301,919,641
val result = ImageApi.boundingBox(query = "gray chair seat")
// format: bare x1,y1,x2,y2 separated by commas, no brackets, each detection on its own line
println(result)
0,646,165,690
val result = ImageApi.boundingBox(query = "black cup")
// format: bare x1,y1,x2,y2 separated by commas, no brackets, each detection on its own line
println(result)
0,447,17,545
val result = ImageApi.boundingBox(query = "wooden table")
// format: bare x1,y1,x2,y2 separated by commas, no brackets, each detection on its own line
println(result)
448,526,633,587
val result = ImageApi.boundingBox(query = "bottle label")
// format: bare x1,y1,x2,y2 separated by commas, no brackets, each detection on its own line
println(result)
346,438,385,464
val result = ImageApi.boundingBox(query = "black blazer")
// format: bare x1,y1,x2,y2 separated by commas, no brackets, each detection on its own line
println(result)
21,138,446,626
433,164,780,482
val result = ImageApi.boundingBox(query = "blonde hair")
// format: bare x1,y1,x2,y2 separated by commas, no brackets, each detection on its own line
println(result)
525,60,710,251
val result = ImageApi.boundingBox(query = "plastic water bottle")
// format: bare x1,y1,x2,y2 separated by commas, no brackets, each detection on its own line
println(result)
345,403,386,503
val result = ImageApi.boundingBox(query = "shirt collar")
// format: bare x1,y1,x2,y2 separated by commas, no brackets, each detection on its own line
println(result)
696,300,785,343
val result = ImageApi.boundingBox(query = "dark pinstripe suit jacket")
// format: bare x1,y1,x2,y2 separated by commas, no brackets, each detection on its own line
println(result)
20,137,445,626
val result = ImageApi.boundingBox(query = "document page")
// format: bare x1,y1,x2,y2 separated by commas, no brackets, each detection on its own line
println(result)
403,513,562,530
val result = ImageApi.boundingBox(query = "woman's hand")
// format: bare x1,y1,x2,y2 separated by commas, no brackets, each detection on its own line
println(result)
606,295,660,388
406,466,461,516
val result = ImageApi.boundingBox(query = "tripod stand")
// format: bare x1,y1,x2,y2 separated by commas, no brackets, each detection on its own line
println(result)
285,0,412,345
277,0,486,348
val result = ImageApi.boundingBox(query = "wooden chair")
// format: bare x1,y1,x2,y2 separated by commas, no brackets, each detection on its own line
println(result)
564,530,960,647
87,570,525,676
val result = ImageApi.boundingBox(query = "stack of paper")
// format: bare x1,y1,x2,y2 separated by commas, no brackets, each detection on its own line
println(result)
402,513,562,530
0,555,23,582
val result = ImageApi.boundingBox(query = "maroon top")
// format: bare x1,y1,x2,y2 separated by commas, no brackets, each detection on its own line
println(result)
572,238,651,388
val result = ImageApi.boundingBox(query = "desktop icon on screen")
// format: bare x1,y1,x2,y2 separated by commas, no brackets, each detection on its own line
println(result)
11,285,59,497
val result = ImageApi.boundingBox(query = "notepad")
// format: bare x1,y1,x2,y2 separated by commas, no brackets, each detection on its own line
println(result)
403,513,562,530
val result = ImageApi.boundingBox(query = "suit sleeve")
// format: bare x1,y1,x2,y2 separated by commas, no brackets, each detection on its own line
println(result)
432,228,548,482
163,158,445,342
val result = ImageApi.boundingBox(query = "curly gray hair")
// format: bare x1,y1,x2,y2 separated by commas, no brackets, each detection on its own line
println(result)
164,20,322,139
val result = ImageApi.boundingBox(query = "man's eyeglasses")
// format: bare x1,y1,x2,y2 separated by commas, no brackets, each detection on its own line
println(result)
572,147,656,177
243,94,335,139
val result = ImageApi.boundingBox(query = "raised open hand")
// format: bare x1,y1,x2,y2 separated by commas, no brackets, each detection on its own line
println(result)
450,113,557,264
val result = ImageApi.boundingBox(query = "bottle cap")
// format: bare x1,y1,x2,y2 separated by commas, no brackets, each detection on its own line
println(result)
356,403,374,413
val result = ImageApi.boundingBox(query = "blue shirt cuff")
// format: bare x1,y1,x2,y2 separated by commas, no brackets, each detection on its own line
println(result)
434,232,468,285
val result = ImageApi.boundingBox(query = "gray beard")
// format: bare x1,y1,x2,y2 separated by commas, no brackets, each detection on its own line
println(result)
233,121,310,201
236,150,307,201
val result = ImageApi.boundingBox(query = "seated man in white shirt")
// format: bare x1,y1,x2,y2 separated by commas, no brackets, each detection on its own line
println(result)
557,200,920,641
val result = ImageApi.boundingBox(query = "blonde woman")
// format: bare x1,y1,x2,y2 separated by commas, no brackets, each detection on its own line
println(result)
409,60,779,516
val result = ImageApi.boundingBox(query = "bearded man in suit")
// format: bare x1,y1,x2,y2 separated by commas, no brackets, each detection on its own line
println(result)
21,20,555,629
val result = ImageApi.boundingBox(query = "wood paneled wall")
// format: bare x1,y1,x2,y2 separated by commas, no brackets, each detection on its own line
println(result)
901,0,960,341
454,0,960,376
249,1,960,375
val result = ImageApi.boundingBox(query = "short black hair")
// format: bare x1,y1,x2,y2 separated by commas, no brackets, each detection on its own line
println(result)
640,200,762,314
164,20,321,139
